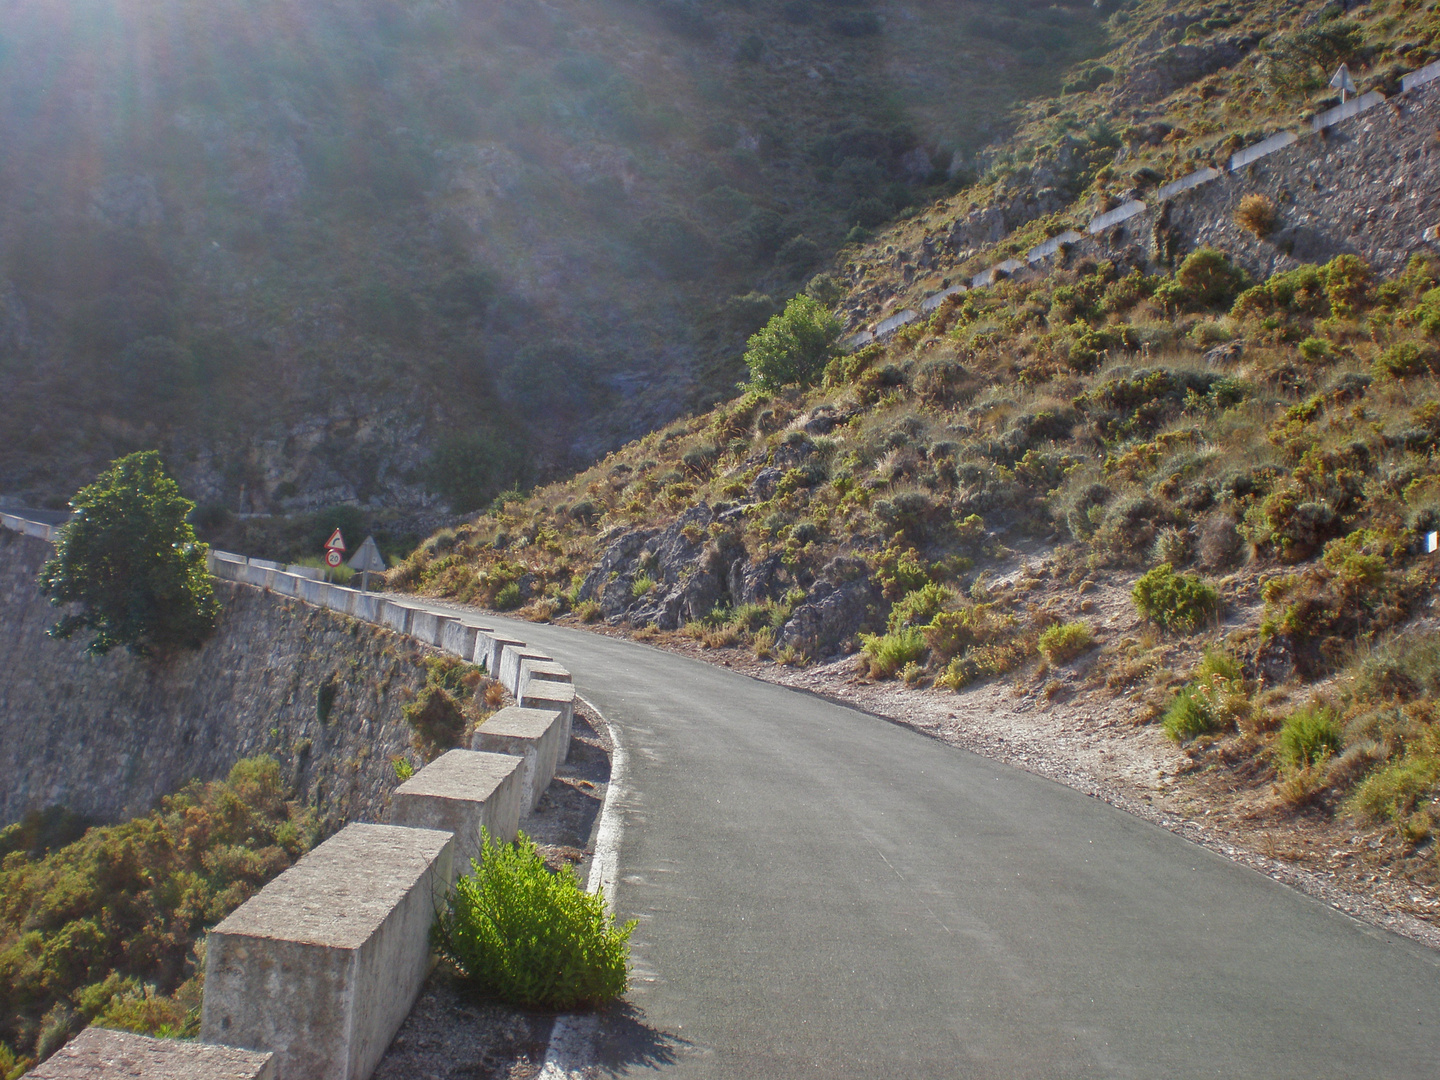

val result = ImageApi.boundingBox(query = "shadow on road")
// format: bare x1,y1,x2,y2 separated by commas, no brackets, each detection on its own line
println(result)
589,1002,695,1074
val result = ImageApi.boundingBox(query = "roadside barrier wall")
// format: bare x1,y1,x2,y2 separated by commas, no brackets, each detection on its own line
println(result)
2,516,578,1080
845,62,1440,348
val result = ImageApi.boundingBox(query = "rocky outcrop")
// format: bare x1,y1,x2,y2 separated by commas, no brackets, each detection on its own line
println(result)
776,556,881,658
1118,35,1261,103
575,503,796,630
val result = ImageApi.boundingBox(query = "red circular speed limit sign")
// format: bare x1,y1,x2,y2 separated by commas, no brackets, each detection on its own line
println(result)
326,549,343,567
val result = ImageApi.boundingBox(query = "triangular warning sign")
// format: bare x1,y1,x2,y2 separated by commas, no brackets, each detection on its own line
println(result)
1329,63,1355,94
325,528,346,552
348,535,388,573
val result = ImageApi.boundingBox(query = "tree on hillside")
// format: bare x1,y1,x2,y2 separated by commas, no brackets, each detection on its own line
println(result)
742,295,842,391
39,451,218,657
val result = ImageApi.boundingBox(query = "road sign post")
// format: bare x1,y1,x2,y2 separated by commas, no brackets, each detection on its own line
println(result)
348,535,387,592
323,529,346,582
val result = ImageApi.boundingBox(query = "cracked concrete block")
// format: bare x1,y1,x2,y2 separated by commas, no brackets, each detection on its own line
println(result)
470,706,564,814
201,823,452,1080
28,1028,274,1080
518,658,570,692
390,749,523,875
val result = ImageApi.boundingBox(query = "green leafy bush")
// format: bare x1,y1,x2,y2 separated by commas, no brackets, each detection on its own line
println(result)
1373,341,1438,379
432,830,634,1010
494,582,523,610
1131,564,1219,633
0,758,312,1064
1347,750,1440,823
743,295,842,391
1038,621,1094,663
39,451,218,657
858,627,927,679
1277,705,1343,768
1162,685,1220,742
1156,249,1249,313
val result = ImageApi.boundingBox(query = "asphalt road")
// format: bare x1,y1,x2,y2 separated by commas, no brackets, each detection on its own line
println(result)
464,612,1440,1079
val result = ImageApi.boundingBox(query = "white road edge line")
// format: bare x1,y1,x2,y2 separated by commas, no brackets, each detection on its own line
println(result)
538,693,627,1080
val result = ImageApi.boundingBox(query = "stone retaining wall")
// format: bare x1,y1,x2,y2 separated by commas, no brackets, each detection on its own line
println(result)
0,516,579,1080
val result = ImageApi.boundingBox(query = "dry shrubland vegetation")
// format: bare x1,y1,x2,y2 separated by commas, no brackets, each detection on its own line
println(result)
401,245,1440,909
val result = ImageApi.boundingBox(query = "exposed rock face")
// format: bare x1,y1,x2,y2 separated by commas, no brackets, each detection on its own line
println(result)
777,574,882,658
0,531,427,828
1118,35,1261,103
575,504,796,630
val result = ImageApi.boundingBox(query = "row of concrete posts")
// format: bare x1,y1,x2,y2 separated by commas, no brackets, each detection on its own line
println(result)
0,519,579,1080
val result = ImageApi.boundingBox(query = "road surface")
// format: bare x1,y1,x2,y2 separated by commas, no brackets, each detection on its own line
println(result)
438,608,1440,1078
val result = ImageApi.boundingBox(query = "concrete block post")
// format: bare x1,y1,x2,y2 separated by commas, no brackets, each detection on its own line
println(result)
408,609,441,646
351,592,382,623
201,823,453,1080
269,573,300,598
440,619,484,660
297,578,326,607
497,645,553,696
519,658,571,692
378,601,414,635
473,630,526,677
27,1028,274,1079
389,750,524,877
518,681,576,762
470,707,565,814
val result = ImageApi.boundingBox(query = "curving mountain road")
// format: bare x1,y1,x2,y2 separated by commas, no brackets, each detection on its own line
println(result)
448,610,1440,1078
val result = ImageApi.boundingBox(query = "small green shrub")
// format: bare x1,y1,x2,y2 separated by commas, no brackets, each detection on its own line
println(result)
494,582,523,610
1131,564,1219,632
886,583,953,632
575,600,602,623
858,627,927,679
631,573,657,599
433,830,634,1010
1347,752,1440,823
403,684,466,753
1038,621,1094,664
1162,685,1218,742
1277,705,1343,768
1373,341,1438,379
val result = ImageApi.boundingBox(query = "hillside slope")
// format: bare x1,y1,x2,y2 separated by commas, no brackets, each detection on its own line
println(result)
0,0,1109,518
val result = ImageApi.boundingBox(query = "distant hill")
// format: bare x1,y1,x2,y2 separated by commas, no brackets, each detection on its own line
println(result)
0,0,1108,521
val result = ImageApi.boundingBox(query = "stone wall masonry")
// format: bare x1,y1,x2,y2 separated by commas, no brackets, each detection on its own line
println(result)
29,1028,275,1079
845,60,1440,349
1156,167,1221,202
201,823,453,1080
2,514,582,1080
470,707,564,814
0,528,428,828
388,749,523,876
1229,131,1297,171
1156,78,1440,279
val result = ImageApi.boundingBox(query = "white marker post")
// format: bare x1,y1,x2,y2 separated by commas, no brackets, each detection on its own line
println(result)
349,534,387,592
1427,531,1438,555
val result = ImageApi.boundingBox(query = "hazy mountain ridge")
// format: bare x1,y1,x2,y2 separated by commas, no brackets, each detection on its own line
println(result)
0,0,1108,521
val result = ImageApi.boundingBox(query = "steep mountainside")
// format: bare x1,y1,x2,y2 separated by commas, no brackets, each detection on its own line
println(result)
0,0,1108,519
397,2,1440,922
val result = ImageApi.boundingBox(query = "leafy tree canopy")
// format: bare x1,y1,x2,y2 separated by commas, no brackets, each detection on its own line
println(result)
39,451,218,657
742,294,842,391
